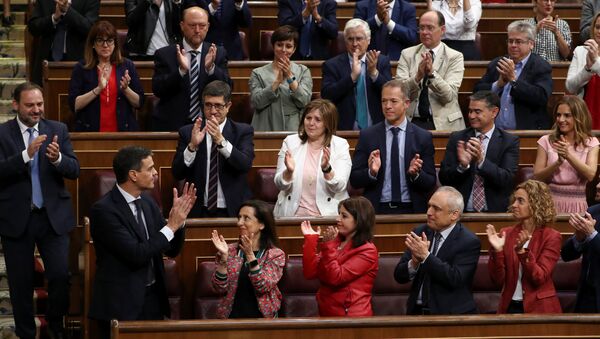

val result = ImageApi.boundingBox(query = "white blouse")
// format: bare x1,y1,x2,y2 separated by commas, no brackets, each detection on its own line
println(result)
432,0,482,41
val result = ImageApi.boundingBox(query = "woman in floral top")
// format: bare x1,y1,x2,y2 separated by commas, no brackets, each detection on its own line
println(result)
211,200,285,318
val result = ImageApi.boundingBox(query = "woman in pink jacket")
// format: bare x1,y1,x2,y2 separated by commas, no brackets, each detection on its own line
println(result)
301,196,379,316
211,200,286,318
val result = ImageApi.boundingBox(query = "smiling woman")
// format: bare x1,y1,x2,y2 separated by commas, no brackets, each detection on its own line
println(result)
273,99,352,217
533,95,599,213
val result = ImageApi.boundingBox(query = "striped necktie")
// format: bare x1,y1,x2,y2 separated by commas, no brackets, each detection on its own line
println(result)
188,50,201,120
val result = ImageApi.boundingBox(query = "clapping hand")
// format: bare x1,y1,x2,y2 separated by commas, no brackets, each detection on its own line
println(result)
119,69,131,91
300,220,321,235
407,154,423,177
176,44,189,73
486,224,505,252
167,183,197,232
321,226,338,242
405,231,430,262
368,149,381,177
457,140,472,168
204,43,217,71
584,39,599,70
514,229,531,253
569,212,596,242
211,229,229,261
496,57,516,86
45,135,60,162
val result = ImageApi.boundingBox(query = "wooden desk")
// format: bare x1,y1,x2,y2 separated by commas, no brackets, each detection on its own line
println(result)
111,314,600,338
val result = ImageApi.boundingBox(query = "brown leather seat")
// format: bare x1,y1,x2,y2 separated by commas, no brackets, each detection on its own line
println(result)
259,30,274,60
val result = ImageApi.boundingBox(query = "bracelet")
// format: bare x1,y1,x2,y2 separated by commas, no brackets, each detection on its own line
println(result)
322,164,332,174
91,88,99,96
247,259,258,267
286,76,296,84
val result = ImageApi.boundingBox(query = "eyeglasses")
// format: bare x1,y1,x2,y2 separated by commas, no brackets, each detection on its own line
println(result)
345,36,366,43
506,39,530,45
203,102,227,111
418,25,439,32
95,38,115,46
540,0,556,3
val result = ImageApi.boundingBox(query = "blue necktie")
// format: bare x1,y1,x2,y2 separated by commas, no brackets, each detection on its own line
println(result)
299,0,312,58
188,50,201,120
355,61,368,129
27,128,43,208
390,127,401,202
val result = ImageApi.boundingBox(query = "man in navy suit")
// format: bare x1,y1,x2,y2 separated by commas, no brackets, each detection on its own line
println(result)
474,20,553,130
350,79,435,214
172,80,254,217
395,186,481,315
189,0,252,60
277,0,338,60
439,91,520,212
89,146,196,339
562,188,600,312
353,0,417,60
152,6,232,131
0,82,80,339
321,18,392,130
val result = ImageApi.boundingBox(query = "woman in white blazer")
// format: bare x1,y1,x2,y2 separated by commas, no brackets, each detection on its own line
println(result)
273,99,352,217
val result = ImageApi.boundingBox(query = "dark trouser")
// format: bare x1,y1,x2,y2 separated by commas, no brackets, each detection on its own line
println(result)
196,206,230,218
575,282,598,313
1,208,70,339
507,300,524,314
411,116,436,130
443,39,481,61
379,202,414,214
96,283,164,339
412,304,431,315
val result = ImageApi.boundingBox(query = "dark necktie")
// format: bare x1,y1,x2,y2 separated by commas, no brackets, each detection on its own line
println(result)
299,0,312,58
189,50,201,120
421,231,442,306
51,21,66,61
216,0,223,18
133,199,155,286
417,50,434,120
471,134,486,212
390,127,401,202
27,128,43,208
207,141,219,210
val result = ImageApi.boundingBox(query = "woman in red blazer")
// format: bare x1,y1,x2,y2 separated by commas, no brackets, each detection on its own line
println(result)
301,196,379,316
486,179,562,313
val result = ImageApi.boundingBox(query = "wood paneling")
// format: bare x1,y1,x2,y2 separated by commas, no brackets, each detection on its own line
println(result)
112,314,600,339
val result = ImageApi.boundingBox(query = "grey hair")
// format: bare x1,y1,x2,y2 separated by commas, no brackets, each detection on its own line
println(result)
344,18,371,39
507,20,536,41
436,186,465,215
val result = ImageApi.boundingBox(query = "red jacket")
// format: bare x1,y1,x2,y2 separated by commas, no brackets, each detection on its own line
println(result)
488,224,562,314
302,234,378,316
211,244,286,318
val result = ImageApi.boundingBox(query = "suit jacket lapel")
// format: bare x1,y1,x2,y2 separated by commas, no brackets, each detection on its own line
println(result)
435,223,460,259
391,0,400,24
377,122,387,175
110,186,147,241
485,128,502,166
10,119,25,152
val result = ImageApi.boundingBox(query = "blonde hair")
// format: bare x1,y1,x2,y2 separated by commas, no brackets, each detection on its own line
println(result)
509,180,556,228
549,95,594,150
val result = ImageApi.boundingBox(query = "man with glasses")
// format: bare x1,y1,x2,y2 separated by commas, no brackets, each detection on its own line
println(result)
321,18,392,130
152,6,232,131
474,20,553,130
27,0,99,86
172,80,255,217
396,10,465,131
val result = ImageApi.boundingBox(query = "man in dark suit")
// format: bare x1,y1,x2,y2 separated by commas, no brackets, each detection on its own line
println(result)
189,0,252,60
27,0,99,86
561,193,600,312
353,0,417,60
350,79,435,214
0,82,79,339
89,146,196,339
125,0,183,59
152,6,232,131
277,0,338,60
439,91,520,213
172,80,254,217
321,18,392,130
395,186,481,315
474,20,553,130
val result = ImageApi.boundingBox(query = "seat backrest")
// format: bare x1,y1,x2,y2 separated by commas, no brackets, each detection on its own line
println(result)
372,256,410,315
328,31,345,57
194,261,224,319
238,31,250,61
163,258,183,319
259,30,274,60
253,168,279,206
117,29,129,57
90,169,162,209
278,257,320,317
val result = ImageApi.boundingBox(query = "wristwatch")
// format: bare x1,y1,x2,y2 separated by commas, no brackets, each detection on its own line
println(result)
216,139,227,149
286,76,296,84
510,80,517,88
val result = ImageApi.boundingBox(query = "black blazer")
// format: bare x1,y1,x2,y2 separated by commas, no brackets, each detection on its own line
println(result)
394,222,481,315
321,52,392,130
125,0,183,56
171,119,255,217
189,0,252,60
349,120,436,213
561,204,600,312
473,53,553,130
88,186,185,321
439,127,520,212
27,0,100,85
0,118,79,238
277,0,338,60
152,43,232,131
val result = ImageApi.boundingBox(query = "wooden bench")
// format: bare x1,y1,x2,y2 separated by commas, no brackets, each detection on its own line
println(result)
109,314,600,339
